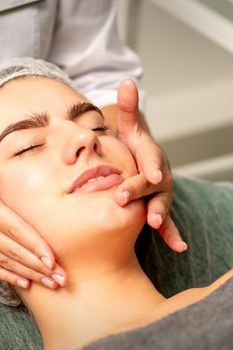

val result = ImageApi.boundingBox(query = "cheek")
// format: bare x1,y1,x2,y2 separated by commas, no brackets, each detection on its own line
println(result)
101,137,138,176
0,162,54,219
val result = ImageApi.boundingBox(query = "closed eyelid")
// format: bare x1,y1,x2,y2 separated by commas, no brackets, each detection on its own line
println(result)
0,102,104,143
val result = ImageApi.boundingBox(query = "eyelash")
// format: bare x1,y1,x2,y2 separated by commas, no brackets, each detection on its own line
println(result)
91,125,109,132
14,144,43,156
14,125,109,156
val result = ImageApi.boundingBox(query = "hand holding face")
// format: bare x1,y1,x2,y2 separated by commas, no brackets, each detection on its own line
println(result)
114,79,187,253
0,203,66,290
0,78,186,293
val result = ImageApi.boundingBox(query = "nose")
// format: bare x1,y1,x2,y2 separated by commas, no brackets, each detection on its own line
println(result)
60,123,102,165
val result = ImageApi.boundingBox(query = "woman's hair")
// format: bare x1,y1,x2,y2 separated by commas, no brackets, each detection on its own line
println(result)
0,57,80,308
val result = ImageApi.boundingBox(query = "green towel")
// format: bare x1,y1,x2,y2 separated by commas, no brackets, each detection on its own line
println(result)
1,176,233,350
136,177,233,297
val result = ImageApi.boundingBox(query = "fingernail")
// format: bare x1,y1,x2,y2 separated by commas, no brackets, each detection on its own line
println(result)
16,278,29,289
120,191,130,205
40,256,53,269
152,213,163,228
51,274,65,287
152,169,162,182
176,241,188,252
180,241,188,251
41,276,56,289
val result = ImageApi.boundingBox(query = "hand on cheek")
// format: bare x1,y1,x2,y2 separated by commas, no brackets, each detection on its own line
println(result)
114,79,187,253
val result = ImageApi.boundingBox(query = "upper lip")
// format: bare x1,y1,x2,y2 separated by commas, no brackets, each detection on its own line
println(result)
67,164,122,193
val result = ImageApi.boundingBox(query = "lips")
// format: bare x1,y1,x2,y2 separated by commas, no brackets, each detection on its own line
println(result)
68,165,123,194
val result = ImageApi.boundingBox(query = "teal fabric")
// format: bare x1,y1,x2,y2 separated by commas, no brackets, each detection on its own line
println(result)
1,176,233,349
0,304,42,350
136,177,233,297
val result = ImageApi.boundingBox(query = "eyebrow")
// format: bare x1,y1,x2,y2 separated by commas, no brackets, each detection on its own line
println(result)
0,102,104,143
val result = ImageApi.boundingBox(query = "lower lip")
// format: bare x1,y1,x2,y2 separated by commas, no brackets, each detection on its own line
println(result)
72,174,123,194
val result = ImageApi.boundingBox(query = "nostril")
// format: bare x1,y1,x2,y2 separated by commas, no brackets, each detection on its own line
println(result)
76,146,85,158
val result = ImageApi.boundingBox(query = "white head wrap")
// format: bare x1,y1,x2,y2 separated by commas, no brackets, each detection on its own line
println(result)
0,56,77,89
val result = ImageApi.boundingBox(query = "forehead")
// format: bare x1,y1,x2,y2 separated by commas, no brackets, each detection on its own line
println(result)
0,77,86,128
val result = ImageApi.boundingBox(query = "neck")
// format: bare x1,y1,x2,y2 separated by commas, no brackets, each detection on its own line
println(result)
23,240,164,349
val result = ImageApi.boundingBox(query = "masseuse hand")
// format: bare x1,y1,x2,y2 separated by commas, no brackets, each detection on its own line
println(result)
114,79,187,253
0,81,185,291
0,205,65,289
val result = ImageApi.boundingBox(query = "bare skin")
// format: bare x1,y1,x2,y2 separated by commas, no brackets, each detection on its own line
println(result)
0,76,230,350
109,268,233,338
0,79,185,290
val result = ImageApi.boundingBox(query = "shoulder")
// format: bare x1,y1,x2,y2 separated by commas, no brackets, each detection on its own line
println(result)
153,268,233,322
207,268,233,293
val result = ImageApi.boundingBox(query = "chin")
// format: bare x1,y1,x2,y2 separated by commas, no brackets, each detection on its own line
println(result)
43,191,147,261
84,190,146,235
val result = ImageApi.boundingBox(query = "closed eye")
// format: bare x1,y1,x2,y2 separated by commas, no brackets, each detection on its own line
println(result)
91,125,109,132
14,144,44,156
13,124,109,157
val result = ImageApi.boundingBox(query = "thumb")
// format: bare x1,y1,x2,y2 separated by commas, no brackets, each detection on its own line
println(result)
117,79,140,135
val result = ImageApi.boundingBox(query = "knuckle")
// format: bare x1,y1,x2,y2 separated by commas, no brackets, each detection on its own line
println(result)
5,226,19,240
7,247,20,260
144,181,153,192
0,257,12,271
139,172,151,191
0,255,7,265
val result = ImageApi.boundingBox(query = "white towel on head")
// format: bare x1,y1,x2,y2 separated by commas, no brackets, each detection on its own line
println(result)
0,57,77,90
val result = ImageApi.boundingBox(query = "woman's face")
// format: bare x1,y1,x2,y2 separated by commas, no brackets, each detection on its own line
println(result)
0,77,145,258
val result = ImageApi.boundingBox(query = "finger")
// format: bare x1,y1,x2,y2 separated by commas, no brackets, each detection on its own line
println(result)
157,215,188,253
0,231,56,276
137,143,167,186
0,232,66,286
0,201,55,269
117,79,139,133
0,254,57,289
117,78,151,133
114,172,155,206
0,267,30,289
147,192,171,229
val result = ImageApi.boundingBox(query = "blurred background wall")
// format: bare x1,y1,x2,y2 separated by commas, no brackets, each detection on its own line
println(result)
117,0,233,182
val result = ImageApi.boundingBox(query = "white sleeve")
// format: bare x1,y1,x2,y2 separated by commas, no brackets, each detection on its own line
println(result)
48,0,145,110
